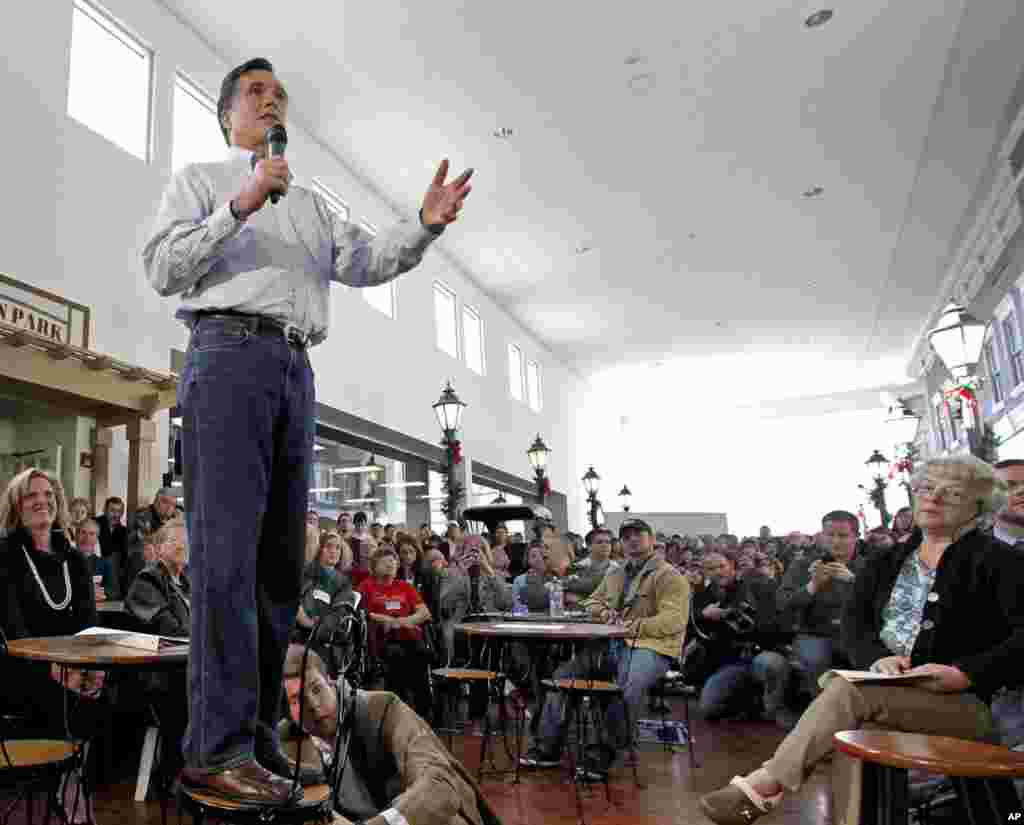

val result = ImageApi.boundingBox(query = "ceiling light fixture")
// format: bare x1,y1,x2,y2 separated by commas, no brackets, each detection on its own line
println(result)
574,244,594,255
624,54,647,66
804,9,834,28
492,127,513,139
802,186,825,198
344,498,383,504
377,482,426,489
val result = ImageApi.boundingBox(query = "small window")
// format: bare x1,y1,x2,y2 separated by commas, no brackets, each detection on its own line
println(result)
526,359,542,411
933,402,948,451
433,282,459,358
462,305,485,375
1003,314,1023,388
357,221,395,319
985,341,1004,405
171,74,223,173
311,178,350,222
508,344,524,401
67,0,152,161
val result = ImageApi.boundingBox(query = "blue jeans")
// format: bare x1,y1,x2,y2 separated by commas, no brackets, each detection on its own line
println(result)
538,640,671,754
179,317,314,770
793,634,841,696
698,651,791,720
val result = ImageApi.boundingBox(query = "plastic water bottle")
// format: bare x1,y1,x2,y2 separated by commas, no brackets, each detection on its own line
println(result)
549,580,565,617
512,590,528,617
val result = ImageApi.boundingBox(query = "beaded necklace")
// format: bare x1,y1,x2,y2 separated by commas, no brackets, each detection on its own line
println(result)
22,547,72,611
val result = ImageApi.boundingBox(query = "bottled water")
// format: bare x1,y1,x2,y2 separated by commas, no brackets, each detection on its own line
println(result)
512,590,528,617
549,580,565,617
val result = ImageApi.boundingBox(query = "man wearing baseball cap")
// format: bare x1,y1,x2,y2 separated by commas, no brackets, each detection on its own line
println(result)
520,517,690,778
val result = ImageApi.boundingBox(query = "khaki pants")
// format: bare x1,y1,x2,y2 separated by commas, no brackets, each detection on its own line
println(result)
763,676,994,825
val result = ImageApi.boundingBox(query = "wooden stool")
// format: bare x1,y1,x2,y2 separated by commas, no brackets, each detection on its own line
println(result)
834,730,1024,825
431,667,512,781
1,739,80,823
178,783,332,825
543,677,643,825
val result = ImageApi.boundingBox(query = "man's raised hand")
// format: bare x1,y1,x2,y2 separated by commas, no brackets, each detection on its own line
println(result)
421,159,473,226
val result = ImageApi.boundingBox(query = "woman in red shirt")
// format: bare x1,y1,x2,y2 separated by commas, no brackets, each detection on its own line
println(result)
358,544,433,717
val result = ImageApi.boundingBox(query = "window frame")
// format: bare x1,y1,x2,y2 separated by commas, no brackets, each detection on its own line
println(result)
170,71,222,173
68,0,154,162
433,281,460,360
355,220,396,320
1001,311,1024,391
461,304,486,375
984,337,1005,407
526,358,542,412
508,344,525,401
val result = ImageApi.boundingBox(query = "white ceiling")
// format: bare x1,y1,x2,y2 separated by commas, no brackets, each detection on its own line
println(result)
159,0,1024,403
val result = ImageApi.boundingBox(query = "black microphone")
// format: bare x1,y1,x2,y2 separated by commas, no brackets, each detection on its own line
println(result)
265,124,287,204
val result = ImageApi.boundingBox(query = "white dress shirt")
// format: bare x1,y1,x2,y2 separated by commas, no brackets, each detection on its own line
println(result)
142,147,438,346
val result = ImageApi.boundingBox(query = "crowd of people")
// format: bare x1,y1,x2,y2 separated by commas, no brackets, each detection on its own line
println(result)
3,452,1024,824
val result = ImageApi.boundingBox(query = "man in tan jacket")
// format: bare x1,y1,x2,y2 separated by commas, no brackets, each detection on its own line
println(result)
281,645,502,825
520,518,690,778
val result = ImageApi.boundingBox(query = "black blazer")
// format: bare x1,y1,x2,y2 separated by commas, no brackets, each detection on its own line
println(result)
841,529,1024,702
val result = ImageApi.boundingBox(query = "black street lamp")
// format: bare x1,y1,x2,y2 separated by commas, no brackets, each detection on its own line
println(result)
619,485,632,513
433,382,467,522
581,466,603,529
527,434,552,503
860,449,891,528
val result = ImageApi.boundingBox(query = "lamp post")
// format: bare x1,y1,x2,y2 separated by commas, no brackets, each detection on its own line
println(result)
527,434,552,503
860,449,891,528
619,485,632,513
886,401,920,507
927,302,987,455
581,466,602,529
433,382,466,522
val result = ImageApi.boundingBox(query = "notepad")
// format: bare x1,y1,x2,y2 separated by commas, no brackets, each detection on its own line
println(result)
819,669,934,688
76,626,189,652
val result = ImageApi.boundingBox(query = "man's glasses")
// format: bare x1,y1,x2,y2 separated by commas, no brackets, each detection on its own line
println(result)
910,481,969,504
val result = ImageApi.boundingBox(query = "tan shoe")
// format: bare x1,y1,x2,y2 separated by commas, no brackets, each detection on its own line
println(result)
699,777,779,824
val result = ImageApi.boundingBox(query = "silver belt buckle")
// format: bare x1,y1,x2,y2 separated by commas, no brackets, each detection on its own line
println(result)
283,323,307,348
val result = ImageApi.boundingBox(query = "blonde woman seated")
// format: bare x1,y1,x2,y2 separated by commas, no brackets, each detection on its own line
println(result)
700,455,1024,825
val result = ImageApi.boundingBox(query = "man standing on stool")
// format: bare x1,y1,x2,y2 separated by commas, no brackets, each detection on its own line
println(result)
142,57,472,806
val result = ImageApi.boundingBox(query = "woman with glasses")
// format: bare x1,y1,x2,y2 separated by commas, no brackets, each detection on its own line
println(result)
701,455,1024,825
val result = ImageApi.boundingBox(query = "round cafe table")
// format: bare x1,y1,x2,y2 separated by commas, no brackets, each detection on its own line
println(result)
5,633,190,820
454,620,631,781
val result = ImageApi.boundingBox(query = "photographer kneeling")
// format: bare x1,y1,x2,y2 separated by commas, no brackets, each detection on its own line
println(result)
281,644,501,825
696,552,792,726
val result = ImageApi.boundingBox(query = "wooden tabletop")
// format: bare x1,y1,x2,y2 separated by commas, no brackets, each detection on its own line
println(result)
95,600,125,613
465,611,595,624
833,730,1024,778
5,635,189,669
456,621,630,641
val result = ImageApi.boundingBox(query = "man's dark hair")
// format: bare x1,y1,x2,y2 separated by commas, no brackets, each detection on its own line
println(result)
217,57,274,146
103,496,124,510
821,510,859,531
995,459,1024,470
353,511,368,526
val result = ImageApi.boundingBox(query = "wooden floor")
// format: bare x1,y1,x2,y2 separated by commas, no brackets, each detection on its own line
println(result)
90,707,836,825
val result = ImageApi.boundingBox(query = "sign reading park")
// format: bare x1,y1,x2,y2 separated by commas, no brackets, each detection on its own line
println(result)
0,274,90,348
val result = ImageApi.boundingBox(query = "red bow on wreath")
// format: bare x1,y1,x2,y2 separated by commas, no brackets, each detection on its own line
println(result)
449,440,463,465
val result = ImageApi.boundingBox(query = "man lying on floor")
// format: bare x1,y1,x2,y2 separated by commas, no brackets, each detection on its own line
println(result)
280,644,503,825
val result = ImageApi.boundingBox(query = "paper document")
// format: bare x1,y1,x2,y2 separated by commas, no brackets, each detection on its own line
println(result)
75,627,189,651
819,669,934,688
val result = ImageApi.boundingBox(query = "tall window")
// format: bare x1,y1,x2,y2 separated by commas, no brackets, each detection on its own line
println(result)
462,305,485,375
933,402,947,451
311,179,350,222
1003,313,1024,388
171,74,224,173
985,340,1004,405
358,221,396,319
508,344,524,401
67,0,152,161
526,359,542,412
433,282,458,358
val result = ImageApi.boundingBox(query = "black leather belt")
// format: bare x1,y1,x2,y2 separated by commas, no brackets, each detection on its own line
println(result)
193,311,308,349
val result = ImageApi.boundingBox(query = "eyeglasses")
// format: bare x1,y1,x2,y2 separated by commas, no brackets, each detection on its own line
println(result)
910,481,969,504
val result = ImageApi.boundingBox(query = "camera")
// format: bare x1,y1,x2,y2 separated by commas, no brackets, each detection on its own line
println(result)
820,551,835,564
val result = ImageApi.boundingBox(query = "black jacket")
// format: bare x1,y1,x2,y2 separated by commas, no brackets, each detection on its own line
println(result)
125,561,191,638
94,514,127,558
777,551,865,640
707,572,786,650
841,529,1024,702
